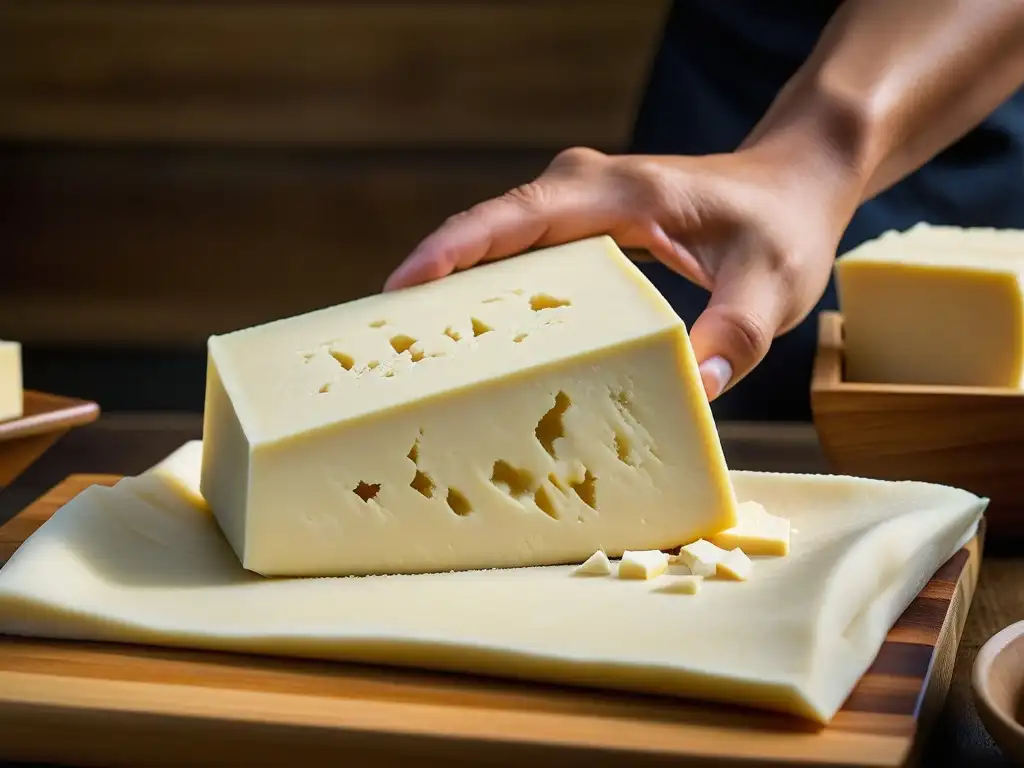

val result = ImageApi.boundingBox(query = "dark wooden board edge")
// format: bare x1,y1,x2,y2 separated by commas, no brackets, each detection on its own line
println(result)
0,390,100,442
0,475,983,768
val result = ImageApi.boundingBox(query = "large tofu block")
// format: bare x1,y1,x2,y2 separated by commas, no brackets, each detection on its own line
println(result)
836,223,1024,388
201,236,738,576
0,341,23,422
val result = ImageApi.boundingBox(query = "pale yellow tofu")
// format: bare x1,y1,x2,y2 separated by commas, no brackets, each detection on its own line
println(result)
618,549,669,580
573,550,612,577
656,575,703,595
673,539,728,577
709,501,790,556
717,548,753,581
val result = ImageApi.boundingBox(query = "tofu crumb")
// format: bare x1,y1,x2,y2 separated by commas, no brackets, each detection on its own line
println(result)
673,539,728,577
708,500,791,557
574,549,612,576
656,575,703,595
717,548,753,581
618,549,669,580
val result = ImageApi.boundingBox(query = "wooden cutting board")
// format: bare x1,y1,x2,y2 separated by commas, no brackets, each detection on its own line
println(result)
0,475,982,768
0,390,100,488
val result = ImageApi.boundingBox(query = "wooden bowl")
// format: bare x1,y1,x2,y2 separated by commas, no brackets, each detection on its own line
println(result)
0,391,99,488
810,311,1024,541
973,621,1024,764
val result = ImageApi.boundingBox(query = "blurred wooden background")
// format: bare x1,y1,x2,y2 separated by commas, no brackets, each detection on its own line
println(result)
1,1,668,354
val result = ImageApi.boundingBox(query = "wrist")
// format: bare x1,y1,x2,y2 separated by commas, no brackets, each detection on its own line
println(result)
739,67,884,215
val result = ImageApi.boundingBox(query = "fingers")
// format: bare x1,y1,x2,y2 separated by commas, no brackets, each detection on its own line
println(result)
385,188,546,292
383,151,701,292
385,177,619,292
687,264,787,400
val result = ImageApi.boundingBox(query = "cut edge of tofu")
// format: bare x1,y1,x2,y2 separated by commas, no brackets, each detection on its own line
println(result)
654,575,703,595
716,548,753,581
573,549,612,577
617,549,669,580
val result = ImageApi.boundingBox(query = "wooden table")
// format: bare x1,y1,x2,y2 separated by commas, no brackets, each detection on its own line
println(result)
0,414,1019,767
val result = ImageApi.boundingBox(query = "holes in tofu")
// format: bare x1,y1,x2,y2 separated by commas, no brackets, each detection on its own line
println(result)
411,471,435,499
329,350,355,371
614,431,638,467
490,459,562,519
407,434,435,499
308,291,575,386
529,293,571,312
490,460,535,502
353,481,381,503
535,390,571,458
446,488,472,516
570,469,598,510
389,334,417,355
533,486,558,519
610,386,659,463
613,389,635,419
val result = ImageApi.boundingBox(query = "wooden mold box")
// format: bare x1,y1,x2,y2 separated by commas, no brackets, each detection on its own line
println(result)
0,390,100,488
0,474,982,768
811,311,1024,542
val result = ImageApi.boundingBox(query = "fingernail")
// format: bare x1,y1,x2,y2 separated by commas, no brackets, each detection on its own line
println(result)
698,356,732,400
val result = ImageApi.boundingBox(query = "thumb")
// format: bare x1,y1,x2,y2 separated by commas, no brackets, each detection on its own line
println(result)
687,266,787,400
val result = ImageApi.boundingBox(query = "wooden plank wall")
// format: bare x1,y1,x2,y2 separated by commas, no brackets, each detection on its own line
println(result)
0,1,669,347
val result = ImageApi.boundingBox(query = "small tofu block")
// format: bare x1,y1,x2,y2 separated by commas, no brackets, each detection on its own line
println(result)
717,548,753,581
656,575,703,595
0,340,23,422
836,223,1024,387
618,550,669,580
201,236,738,577
709,500,790,556
574,550,612,576
674,539,728,577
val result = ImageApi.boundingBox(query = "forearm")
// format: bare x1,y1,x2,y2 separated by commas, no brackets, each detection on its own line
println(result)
742,0,1024,201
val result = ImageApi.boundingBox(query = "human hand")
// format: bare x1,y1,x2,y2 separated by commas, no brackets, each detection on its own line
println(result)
384,145,862,399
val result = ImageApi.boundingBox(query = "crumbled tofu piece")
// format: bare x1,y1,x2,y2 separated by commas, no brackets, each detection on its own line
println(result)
574,550,612,577
656,575,703,595
709,500,791,556
717,548,753,581
618,549,669,580
674,539,728,577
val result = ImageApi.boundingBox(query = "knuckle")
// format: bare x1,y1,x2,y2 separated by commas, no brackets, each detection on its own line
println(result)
722,307,773,361
441,208,475,229
501,180,550,210
607,158,671,211
550,145,605,171
766,247,804,292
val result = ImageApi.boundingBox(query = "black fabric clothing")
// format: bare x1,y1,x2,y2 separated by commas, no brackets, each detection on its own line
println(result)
629,0,1024,420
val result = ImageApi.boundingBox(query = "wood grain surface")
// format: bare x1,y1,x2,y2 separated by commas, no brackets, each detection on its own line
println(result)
0,473,982,767
0,392,99,489
811,312,1024,543
1,0,668,348
0,2,666,147
0,146,554,345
